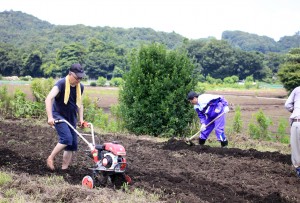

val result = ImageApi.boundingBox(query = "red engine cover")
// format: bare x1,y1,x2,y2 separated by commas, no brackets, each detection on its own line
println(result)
104,143,126,156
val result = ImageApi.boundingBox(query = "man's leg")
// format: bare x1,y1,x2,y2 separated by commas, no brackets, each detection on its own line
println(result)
199,121,215,145
214,113,228,147
61,128,78,169
291,122,300,176
47,143,67,170
62,150,73,169
47,122,72,170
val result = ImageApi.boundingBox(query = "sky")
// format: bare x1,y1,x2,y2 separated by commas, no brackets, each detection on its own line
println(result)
1,0,299,41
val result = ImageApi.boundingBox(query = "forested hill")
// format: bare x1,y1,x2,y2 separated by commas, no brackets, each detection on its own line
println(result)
0,10,185,51
1,10,300,54
1,10,299,81
222,30,300,53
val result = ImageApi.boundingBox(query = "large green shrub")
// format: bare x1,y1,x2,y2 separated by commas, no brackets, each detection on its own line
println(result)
119,43,196,137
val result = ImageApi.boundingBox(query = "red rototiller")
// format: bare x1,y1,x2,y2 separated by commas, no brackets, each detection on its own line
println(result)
55,119,131,189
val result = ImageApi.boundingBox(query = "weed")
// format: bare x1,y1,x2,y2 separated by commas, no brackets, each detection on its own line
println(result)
225,126,237,147
276,118,290,144
233,105,243,133
4,188,17,198
248,109,273,140
0,172,12,186
0,199,10,203
30,78,54,103
0,86,12,116
121,182,129,193
40,175,65,186
248,123,261,139
11,196,26,203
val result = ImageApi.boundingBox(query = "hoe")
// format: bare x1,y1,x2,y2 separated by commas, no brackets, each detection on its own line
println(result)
185,112,226,146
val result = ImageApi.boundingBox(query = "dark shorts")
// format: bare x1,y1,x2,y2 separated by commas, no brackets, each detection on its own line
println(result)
55,122,78,151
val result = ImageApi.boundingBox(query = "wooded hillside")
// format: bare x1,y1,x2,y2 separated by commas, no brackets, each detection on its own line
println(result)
0,10,299,81
1,10,299,54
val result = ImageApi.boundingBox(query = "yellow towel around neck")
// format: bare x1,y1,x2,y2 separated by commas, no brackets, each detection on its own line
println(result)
64,75,82,108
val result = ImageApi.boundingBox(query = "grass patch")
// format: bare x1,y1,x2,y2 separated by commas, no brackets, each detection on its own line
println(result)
0,170,164,203
85,88,119,96
4,188,17,198
39,175,65,186
0,172,12,186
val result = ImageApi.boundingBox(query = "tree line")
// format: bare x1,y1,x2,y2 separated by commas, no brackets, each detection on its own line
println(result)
0,38,286,82
0,10,300,82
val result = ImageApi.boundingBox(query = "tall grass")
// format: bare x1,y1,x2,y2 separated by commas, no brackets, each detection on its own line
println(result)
232,105,243,133
248,109,273,140
0,172,12,186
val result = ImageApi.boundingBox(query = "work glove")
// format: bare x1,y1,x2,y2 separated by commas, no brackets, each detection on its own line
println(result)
200,124,206,132
215,108,221,113
224,106,230,113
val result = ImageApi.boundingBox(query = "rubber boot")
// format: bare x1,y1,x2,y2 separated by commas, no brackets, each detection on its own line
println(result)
220,140,228,148
199,138,206,145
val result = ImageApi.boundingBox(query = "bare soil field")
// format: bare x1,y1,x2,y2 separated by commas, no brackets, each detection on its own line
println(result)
0,87,298,203
0,119,298,203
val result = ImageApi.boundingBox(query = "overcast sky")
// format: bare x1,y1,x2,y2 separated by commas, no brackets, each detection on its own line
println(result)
1,0,299,41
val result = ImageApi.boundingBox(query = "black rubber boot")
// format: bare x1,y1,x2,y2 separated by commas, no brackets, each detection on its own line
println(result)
199,138,206,145
220,140,228,148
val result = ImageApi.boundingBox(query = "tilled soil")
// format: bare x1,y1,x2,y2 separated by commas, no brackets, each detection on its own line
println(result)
0,120,299,203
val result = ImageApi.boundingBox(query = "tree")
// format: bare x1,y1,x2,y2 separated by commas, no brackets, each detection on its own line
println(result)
56,43,86,77
40,62,59,78
85,38,127,79
278,48,300,93
234,50,266,80
264,52,284,74
200,39,237,78
119,43,196,137
0,43,22,76
186,39,207,82
21,50,43,77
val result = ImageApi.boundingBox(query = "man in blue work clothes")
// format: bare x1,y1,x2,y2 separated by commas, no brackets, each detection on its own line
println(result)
187,91,230,147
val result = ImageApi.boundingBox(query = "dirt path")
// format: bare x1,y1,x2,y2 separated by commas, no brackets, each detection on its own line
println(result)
0,120,298,203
